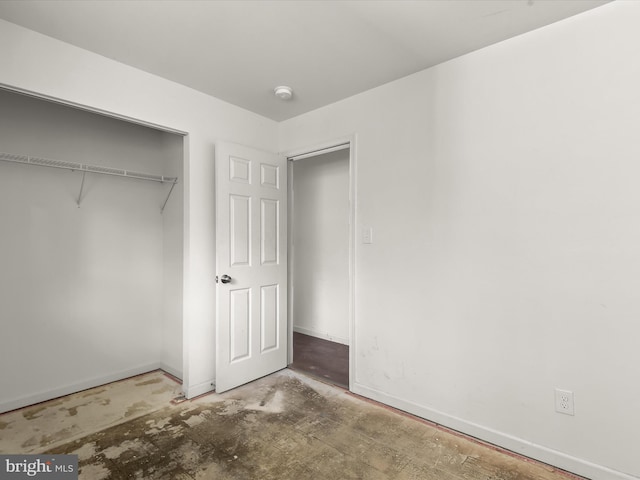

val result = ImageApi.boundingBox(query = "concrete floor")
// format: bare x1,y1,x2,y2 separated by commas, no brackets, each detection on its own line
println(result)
0,369,585,480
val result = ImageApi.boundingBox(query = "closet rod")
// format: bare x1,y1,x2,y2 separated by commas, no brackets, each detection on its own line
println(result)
0,152,178,184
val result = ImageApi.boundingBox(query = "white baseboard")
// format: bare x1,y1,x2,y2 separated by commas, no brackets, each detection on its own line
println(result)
293,325,349,345
184,379,215,399
0,362,164,414
159,363,182,382
352,382,638,480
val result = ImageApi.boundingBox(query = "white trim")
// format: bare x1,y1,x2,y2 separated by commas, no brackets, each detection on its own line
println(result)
185,379,215,399
352,382,638,480
287,142,350,161
287,160,295,366
284,135,357,392
0,83,188,136
0,363,164,414
283,138,352,161
347,136,358,392
181,136,191,397
293,326,349,345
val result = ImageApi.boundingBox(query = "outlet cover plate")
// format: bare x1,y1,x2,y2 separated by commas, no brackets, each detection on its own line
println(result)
555,388,575,416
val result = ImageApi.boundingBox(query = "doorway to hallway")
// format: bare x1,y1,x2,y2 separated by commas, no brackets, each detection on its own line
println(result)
288,145,352,388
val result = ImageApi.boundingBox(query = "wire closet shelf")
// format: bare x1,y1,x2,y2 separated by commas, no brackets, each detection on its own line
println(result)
0,151,178,212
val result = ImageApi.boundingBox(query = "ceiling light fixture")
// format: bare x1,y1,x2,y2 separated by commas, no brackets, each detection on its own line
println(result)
274,85,293,100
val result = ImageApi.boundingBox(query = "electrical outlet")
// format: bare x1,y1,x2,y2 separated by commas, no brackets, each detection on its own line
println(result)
555,388,574,416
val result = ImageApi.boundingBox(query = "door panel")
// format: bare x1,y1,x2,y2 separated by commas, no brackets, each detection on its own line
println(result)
230,195,251,266
230,288,251,363
216,142,287,393
261,198,279,265
261,284,279,352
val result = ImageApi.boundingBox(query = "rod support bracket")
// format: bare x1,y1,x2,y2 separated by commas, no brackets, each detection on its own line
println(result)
77,171,86,208
161,181,177,214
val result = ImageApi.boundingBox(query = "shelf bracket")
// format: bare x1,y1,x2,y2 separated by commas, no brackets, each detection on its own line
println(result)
161,181,177,214
77,171,86,208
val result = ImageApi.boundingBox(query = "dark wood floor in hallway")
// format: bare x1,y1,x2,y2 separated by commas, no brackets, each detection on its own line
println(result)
290,331,349,388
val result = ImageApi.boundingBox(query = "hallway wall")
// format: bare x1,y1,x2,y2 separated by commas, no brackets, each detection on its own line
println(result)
291,150,350,344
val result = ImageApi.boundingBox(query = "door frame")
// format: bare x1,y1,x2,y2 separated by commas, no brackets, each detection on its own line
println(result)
284,135,357,390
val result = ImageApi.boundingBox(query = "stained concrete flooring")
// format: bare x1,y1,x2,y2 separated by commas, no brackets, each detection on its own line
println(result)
0,369,585,480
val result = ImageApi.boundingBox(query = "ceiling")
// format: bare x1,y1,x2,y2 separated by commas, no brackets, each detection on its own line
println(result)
0,0,610,121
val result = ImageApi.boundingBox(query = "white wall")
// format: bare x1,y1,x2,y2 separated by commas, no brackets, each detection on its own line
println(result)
0,18,278,399
279,2,640,479
0,89,182,411
292,150,350,344
161,133,184,378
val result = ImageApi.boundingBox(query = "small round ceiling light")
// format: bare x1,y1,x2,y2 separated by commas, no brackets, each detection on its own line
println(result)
274,85,293,100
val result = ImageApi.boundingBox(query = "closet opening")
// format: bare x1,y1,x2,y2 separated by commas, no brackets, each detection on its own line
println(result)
288,143,353,389
0,88,184,413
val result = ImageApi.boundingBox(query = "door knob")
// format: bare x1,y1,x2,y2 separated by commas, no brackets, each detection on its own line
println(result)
220,274,232,284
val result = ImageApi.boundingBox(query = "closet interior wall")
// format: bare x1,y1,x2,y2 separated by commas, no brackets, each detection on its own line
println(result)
0,89,184,413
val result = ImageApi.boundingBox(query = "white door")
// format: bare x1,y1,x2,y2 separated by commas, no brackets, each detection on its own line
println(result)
215,142,287,393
